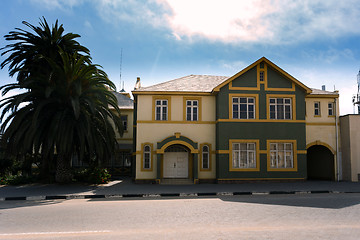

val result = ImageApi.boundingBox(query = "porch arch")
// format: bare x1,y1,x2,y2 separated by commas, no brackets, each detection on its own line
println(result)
306,141,335,181
156,134,198,154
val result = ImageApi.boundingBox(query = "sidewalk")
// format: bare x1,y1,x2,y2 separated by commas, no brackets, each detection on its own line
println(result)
1,178,360,201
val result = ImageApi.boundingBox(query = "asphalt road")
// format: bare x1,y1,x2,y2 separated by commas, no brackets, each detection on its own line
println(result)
1,193,360,240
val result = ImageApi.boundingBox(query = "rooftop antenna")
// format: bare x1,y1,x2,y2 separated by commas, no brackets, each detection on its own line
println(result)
352,69,360,114
120,48,123,92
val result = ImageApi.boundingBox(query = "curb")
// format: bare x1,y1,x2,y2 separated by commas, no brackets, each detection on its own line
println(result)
0,190,359,201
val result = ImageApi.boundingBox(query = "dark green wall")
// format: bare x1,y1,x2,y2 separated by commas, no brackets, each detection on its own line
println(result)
267,66,293,88
231,66,257,87
215,62,308,180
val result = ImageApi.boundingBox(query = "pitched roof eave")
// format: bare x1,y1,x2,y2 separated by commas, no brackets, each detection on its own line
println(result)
212,57,312,94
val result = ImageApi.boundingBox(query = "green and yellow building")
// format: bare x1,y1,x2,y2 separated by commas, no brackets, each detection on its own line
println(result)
132,57,340,183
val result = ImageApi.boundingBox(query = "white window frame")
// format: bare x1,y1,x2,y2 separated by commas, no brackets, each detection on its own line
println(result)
232,97,255,119
328,102,334,116
143,145,151,169
269,98,292,120
202,145,210,169
269,142,293,169
186,100,198,121
232,142,257,169
314,102,321,116
155,99,168,121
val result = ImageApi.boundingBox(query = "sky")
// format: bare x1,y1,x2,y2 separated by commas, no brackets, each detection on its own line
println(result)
1,0,360,115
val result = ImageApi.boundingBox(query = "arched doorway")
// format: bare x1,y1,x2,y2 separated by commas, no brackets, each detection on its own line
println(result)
307,145,335,180
163,144,190,179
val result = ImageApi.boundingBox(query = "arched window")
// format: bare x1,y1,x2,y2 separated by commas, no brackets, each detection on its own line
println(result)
143,145,151,169
202,145,209,169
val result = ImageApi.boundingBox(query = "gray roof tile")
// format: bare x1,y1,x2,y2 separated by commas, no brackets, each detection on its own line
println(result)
112,91,134,109
310,88,338,95
133,75,229,93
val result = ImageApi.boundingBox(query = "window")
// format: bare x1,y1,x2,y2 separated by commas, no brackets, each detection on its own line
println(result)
201,145,210,169
232,142,256,169
232,97,255,119
155,99,168,121
269,98,292,119
269,142,293,169
328,102,334,116
121,115,128,131
186,100,198,121
143,145,151,169
259,71,265,82
314,102,321,116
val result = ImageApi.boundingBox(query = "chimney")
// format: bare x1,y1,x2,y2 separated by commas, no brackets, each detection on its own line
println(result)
134,77,141,90
322,85,326,91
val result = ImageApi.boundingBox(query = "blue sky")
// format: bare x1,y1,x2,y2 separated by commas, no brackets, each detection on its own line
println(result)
1,0,360,114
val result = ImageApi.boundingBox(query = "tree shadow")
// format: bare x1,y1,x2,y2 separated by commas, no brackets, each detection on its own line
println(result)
0,199,66,210
219,193,360,209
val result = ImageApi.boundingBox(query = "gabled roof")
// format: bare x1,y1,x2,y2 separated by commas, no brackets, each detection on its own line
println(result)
212,57,312,94
132,75,229,94
112,91,134,109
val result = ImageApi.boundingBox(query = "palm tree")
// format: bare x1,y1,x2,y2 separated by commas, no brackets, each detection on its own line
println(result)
0,18,123,182
1,17,90,84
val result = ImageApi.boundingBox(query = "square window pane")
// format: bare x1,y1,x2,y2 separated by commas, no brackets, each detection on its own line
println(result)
240,143,247,150
270,143,277,150
156,100,161,105
277,152,284,167
285,143,292,150
240,112,247,119
270,152,277,167
233,143,239,150
240,104,247,111
248,143,255,150
270,98,275,103
240,98,247,103
193,101,198,106
285,99,291,104
233,98,238,103
248,98,254,103
187,101,191,106
278,143,284,150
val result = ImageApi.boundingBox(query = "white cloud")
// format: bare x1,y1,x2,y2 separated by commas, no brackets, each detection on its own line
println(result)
30,0,360,44
163,0,360,44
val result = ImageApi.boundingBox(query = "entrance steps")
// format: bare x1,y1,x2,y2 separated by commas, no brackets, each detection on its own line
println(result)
161,178,193,185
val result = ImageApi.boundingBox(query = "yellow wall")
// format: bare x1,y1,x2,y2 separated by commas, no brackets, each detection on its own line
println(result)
135,94,216,180
305,96,339,152
117,109,133,141
305,96,340,180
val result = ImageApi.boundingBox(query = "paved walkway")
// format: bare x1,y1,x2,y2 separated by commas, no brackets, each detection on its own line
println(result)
0,178,360,200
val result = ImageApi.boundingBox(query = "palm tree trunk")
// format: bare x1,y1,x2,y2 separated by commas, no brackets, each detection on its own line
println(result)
55,154,73,183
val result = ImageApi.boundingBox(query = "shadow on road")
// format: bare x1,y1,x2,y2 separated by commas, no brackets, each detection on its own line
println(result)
0,199,66,210
219,193,360,209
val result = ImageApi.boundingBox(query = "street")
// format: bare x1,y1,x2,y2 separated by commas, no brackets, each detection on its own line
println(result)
1,193,360,240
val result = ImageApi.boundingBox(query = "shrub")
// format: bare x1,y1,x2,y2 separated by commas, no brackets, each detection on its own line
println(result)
73,167,111,184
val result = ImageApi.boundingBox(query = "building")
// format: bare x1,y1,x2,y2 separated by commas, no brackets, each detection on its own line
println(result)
340,114,360,181
131,57,340,183
72,90,134,176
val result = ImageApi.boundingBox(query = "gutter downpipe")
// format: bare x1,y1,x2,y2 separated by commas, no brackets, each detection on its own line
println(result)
335,97,340,181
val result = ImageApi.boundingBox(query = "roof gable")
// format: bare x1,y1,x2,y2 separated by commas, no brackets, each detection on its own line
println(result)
213,57,312,93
